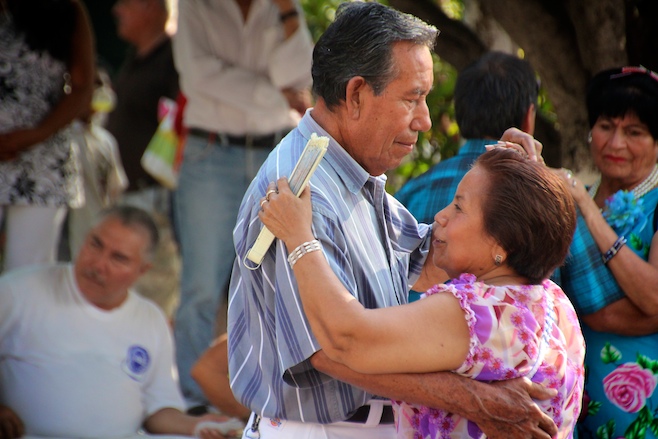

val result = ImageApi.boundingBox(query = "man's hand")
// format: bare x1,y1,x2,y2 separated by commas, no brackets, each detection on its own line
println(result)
144,407,234,438
194,414,246,439
468,378,558,439
311,351,558,439
0,404,24,439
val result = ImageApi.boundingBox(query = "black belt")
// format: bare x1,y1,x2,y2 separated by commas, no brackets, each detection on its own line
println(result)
188,127,284,148
344,404,395,424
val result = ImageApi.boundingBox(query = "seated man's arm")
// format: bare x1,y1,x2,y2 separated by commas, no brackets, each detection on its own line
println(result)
143,407,231,437
191,333,251,420
143,407,199,434
0,404,24,439
582,297,658,335
311,351,557,439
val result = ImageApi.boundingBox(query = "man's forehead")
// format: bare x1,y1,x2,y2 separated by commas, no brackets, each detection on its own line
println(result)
88,219,148,248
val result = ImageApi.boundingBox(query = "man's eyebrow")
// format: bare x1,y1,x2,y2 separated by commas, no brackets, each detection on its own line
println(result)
111,250,131,261
410,85,433,96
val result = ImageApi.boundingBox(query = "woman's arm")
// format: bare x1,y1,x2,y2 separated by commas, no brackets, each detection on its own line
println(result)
260,178,470,374
565,174,658,314
0,0,94,159
582,297,658,335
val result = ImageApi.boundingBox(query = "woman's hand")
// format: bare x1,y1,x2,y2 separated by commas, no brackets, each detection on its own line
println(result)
258,177,315,249
552,167,592,209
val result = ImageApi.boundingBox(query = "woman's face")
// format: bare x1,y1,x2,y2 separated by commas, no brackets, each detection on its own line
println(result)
590,113,658,187
431,166,500,280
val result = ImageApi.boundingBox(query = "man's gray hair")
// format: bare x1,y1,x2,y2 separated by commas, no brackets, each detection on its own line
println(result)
312,1,438,109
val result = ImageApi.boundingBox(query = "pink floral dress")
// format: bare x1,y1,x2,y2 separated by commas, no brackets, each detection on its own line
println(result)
393,274,585,439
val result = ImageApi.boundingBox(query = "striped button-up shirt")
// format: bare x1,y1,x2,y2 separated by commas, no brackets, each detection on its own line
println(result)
227,111,431,423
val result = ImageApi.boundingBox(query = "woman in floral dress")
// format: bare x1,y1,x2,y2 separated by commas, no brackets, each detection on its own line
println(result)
555,67,658,439
0,0,94,271
259,148,585,438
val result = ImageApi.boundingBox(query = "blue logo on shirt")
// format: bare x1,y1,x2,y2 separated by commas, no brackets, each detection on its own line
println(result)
123,345,150,381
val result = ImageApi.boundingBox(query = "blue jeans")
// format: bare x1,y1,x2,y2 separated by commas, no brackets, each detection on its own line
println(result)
173,133,271,406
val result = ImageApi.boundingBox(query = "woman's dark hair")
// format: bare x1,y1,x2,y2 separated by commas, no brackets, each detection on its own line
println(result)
586,67,658,139
8,0,77,63
474,148,576,284
311,1,438,110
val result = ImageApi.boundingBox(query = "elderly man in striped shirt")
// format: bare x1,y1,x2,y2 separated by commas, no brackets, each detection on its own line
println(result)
227,3,555,439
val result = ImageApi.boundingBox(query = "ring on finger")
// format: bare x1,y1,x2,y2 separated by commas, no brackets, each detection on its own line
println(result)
265,188,277,201
260,198,268,208
571,179,577,188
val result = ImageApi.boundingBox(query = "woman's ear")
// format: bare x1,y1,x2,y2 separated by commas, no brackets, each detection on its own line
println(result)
490,243,507,266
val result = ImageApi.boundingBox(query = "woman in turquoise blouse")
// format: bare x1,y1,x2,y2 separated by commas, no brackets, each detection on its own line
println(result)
558,66,658,439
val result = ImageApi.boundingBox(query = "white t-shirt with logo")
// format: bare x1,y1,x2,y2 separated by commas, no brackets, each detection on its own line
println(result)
0,264,185,438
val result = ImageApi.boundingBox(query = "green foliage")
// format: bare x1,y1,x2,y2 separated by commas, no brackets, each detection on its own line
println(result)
650,418,658,437
438,0,464,20
637,353,658,374
300,0,342,41
600,342,622,364
588,400,602,417
624,406,652,439
596,419,616,439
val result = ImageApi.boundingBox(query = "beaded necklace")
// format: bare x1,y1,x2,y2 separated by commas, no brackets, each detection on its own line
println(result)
588,164,658,200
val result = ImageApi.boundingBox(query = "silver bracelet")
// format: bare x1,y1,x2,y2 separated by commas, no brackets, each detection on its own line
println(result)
601,235,627,264
287,239,322,268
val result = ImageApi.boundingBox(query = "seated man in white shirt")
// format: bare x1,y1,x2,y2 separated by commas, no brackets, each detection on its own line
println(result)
0,206,229,439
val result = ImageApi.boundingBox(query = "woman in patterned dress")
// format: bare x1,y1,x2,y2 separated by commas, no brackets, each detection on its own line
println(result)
555,67,658,439
0,0,94,271
259,147,586,438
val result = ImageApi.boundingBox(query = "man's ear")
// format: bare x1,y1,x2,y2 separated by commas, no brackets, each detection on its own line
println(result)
345,76,368,119
521,103,536,135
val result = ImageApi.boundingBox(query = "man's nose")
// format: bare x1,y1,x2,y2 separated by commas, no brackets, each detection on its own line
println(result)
411,100,432,133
